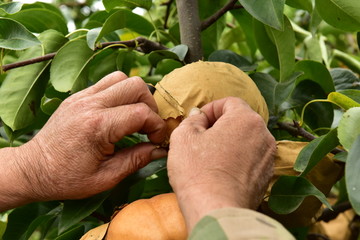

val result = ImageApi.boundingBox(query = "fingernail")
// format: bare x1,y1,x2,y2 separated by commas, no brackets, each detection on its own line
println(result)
189,107,201,116
150,147,168,161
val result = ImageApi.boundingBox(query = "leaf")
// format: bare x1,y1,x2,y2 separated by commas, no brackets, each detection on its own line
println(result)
0,30,67,130
0,221,6,239
148,45,187,66
251,72,302,115
208,50,257,71
88,48,119,83
59,191,110,234
116,50,135,75
55,225,85,240
304,35,323,63
327,92,360,110
154,59,183,76
295,60,335,93
286,0,313,12
346,135,360,215
41,96,62,115
8,8,68,34
331,68,360,91
103,0,152,11
294,128,339,175
338,89,360,103
338,107,360,151
0,2,23,14
0,17,40,50
86,9,154,49
50,39,94,93
315,0,360,32
239,0,285,30
268,176,332,214
253,16,295,82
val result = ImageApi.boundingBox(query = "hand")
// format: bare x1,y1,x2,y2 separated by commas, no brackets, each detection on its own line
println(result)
167,97,276,231
5,72,167,207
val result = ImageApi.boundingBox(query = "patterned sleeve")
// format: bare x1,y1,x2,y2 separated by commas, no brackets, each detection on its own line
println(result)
189,208,295,240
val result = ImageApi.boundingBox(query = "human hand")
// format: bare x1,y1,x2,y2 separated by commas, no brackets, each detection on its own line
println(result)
13,72,167,203
167,97,276,231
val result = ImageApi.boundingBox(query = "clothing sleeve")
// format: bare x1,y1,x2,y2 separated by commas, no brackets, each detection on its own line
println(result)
188,208,295,240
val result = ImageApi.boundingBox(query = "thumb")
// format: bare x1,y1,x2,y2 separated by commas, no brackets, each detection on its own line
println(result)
178,107,210,132
100,143,168,182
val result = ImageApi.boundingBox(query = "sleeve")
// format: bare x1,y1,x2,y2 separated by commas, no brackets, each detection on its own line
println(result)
188,208,295,240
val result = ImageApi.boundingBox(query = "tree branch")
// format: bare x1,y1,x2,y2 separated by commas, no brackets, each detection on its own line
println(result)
161,0,174,29
201,0,239,31
277,121,344,155
175,0,203,63
2,37,167,72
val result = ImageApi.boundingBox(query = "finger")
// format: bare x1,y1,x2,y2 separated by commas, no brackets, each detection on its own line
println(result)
85,71,128,94
176,107,210,133
99,143,168,183
103,103,167,144
94,76,158,113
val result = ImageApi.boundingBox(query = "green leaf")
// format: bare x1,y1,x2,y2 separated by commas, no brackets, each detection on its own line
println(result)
327,92,360,110
86,9,154,49
0,221,6,239
0,30,67,130
303,35,323,63
208,50,257,71
148,45,187,67
251,72,302,115
239,0,285,30
338,89,360,103
41,96,62,115
295,60,335,93
103,0,152,11
0,2,23,14
55,225,85,240
286,0,313,12
331,68,360,91
0,17,40,50
346,135,360,215
116,50,135,75
254,16,295,82
268,176,332,214
334,151,348,162
59,191,110,234
154,59,183,76
0,137,22,147
294,128,339,175
8,8,68,34
88,48,119,83
338,107,360,151
315,0,360,32
50,39,94,93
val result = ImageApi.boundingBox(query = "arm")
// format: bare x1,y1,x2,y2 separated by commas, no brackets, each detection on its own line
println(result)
0,71,167,212
167,97,294,239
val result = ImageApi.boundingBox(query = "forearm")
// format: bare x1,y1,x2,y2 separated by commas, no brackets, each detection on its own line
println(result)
0,144,37,212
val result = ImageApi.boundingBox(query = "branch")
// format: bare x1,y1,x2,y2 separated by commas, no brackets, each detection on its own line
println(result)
277,121,344,155
161,0,174,29
175,0,203,63
201,0,239,31
317,201,352,222
2,37,167,72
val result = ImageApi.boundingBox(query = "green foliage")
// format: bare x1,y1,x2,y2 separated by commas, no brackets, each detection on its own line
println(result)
0,0,360,238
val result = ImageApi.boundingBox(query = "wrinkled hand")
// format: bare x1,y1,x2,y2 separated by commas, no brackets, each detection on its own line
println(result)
17,72,167,202
167,97,276,231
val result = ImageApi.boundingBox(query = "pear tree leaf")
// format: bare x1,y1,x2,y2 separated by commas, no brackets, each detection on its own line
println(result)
338,107,360,151
0,2,23,14
346,135,360,215
103,0,152,11
239,0,285,30
269,176,332,214
0,17,40,50
315,0,360,32
208,49,257,71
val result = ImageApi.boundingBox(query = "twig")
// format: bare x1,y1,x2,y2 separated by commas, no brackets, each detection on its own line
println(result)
2,37,167,72
276,121,345,155
201,0,240,31
161,0,174,29
317,201,353,222
176,0,203,62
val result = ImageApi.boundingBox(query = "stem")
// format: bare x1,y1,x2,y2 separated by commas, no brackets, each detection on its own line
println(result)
176,0,203,63
317,201,352,222
201,0,238,31
161,0,174,29
333,49,360,75
2,38,167,72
